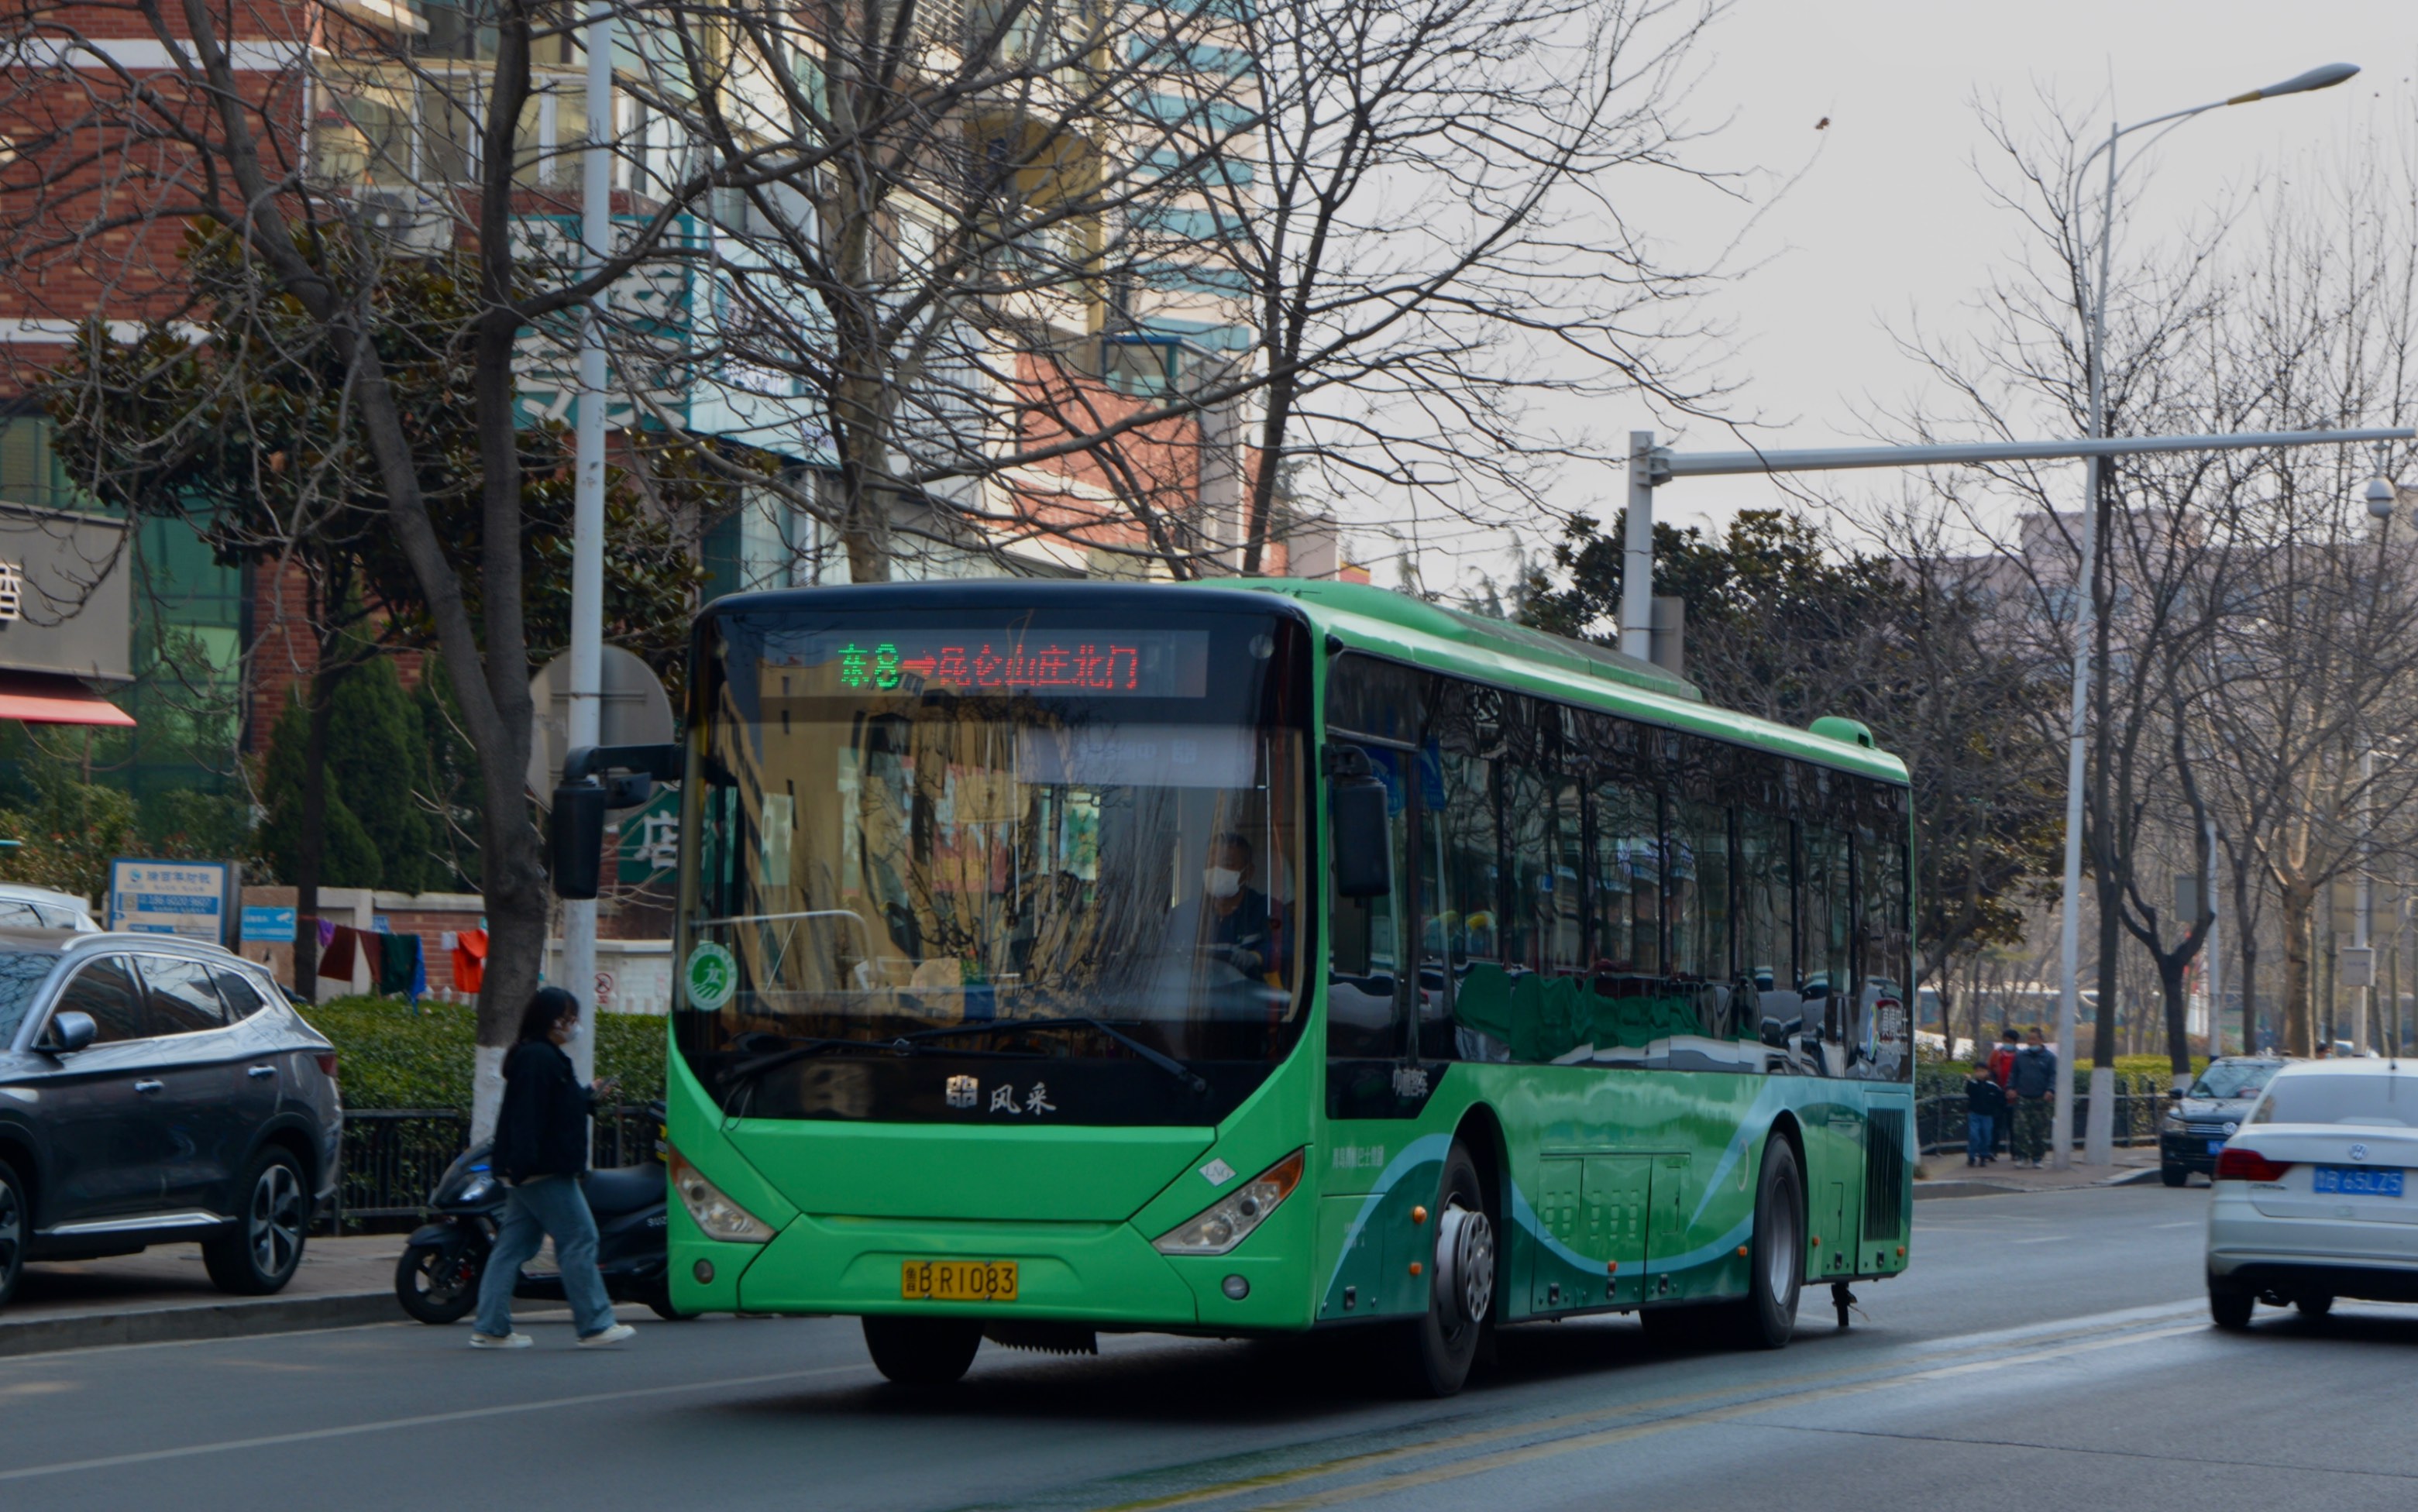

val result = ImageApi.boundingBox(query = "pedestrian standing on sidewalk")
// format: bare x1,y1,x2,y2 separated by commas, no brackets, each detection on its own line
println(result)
2008,1027,2058,1168
1964,1061,2007,1166
470,985,637,1350
1989,1028,2020,1157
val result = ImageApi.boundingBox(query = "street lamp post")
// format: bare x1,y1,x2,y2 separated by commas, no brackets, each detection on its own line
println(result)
2052,61,2360,1171
562,0,616,1092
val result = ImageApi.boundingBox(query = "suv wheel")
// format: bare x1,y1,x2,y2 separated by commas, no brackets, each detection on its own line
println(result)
205,1147,308,1294
0,1160,25,1310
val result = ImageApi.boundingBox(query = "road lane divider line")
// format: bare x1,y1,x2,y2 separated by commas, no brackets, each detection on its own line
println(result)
1088,1318,2207,1512
1247,1316,2214,1509
1241,1323,2207,1512
0,1362,877,1484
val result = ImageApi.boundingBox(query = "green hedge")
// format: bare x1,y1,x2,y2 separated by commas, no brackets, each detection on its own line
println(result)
302,995,667,1110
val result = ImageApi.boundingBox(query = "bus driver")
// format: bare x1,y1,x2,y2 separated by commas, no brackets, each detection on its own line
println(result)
1171,831,1285,985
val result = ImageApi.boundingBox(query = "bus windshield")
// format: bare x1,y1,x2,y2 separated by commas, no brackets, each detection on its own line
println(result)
677,601,1311,1125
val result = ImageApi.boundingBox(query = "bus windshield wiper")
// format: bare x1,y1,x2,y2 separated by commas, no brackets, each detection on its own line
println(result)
904,1017,1210,1095
720,1036,932,1090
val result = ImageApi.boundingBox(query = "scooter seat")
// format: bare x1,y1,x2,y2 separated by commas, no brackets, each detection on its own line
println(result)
585,1163,666,1217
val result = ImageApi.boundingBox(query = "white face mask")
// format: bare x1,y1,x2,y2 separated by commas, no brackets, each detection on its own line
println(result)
1203,866,1243,900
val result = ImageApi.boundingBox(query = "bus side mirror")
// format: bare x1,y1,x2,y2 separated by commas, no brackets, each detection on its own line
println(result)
1327,746,1392,899
550,781,607,900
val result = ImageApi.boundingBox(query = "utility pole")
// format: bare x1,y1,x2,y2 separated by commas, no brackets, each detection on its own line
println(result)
564,0,614,1091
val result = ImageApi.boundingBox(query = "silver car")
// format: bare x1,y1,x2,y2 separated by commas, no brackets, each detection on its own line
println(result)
2206,1060,2418,1328
0,931,343,1310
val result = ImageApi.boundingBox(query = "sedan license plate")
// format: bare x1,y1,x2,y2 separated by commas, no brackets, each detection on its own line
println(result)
900,1259,1018,1301
2313,1167,2405,1198
2207,1141,2227,1155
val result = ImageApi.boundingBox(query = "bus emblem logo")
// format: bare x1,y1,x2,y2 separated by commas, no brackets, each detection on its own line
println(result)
945,1076,979,1108
1201,1160,1236,1187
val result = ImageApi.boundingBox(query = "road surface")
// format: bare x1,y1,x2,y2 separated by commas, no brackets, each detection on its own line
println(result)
3,1183,2411,1511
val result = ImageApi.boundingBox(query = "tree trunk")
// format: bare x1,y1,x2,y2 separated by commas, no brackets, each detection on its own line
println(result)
1238,368,1298,576
2279,880,2316,1057
287,654,341,1000
2159,954,2193,1091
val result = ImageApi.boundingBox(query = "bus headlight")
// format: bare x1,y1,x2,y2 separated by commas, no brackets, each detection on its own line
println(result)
668,1149,776,1243
1154,1150,1304,1256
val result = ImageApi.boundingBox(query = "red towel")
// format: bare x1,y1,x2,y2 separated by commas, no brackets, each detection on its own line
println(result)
452,927,488,995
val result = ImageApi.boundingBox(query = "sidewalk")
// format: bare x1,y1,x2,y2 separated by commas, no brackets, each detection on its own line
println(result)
1914,1146,2165,1200
0,1234,409,1358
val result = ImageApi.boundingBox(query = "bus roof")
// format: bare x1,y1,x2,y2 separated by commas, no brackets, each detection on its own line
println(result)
703,577,1910,786
1232,578,1911,787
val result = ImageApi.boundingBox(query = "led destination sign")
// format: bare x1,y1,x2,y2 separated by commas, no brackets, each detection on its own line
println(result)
808,629,1211,697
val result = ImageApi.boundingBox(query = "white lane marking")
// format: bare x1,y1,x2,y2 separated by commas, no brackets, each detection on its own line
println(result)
2010,1236,2069,1244
2152,1222,2200,1230
0,1362,875,1483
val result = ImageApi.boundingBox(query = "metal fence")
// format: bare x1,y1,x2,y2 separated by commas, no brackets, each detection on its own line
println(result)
1915,1073,2173,1157
331,1104,661,1229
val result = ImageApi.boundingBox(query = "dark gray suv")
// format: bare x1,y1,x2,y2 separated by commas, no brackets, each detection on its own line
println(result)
0,931,343,1308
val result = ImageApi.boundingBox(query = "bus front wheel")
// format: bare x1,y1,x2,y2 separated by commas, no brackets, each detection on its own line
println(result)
1720,1136,1804,1350
863,1315,982,1386
1398,1141,1496,1398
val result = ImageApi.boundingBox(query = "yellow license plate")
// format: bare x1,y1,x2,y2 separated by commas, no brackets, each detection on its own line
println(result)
899,1259,1019,1301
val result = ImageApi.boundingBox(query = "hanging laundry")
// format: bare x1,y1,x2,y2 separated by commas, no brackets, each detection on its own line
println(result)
452,927,489,995
380,932,424,1002
317,916,337,950
318,926,363,983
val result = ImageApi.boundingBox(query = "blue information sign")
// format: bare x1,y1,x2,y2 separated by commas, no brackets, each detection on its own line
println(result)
108,860,236,945
241,905,296,943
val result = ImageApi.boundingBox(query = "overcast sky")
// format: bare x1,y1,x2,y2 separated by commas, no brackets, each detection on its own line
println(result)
1397,0,2418,593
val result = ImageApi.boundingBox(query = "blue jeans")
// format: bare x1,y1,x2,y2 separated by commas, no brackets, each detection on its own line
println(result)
475,1175,617,1338
1966,1112,1994,1163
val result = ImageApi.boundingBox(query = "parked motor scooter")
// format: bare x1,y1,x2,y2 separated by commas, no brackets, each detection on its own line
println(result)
394,1102,679,1324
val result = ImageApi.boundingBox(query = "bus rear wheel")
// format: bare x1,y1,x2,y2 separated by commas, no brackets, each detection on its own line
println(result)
1397,1141,1496,1398
863,1315,982,1386
1718,1136,1804,1350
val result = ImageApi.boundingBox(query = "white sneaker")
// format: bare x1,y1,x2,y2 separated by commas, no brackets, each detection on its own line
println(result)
577,1322,636,1348
469,1331,532,1349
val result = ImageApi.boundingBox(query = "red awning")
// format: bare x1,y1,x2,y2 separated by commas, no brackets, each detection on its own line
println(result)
0,672,136,727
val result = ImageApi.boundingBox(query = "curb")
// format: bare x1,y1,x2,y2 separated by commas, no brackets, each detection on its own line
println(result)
1914,1165,2166,1201
0,1291,400,1359
2096,1165,2169,1187
1913,1180,2024,1201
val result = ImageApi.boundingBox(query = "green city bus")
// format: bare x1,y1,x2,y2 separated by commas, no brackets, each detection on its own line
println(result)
655,578,1915,1393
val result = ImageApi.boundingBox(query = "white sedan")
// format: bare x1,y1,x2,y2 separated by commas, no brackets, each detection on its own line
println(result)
2207,1060,2418,1328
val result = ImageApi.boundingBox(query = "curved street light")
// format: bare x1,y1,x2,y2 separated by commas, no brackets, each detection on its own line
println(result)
2052,62,2361,1172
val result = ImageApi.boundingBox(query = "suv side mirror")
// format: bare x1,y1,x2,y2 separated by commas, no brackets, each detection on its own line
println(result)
43,1010,96,1055
1326,747,1392,900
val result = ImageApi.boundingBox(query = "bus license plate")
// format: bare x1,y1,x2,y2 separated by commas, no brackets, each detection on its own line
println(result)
2313,1167,2405,1198
900,1259,1019,1301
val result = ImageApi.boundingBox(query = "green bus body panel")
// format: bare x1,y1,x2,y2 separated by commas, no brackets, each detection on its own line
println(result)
666,580,1917,1330
721,1121,1213,1223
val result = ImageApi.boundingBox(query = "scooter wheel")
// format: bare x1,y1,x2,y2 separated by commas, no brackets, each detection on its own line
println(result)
397,1239,483,1325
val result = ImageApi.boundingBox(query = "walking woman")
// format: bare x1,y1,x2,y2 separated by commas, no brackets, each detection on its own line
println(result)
470,986,636,1349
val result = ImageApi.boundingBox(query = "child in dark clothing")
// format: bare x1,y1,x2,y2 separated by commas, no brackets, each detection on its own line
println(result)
1965,1064,2007,1167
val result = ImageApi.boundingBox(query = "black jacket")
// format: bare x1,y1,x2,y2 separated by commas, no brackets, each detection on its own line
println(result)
494,1040,595,1184
2010,1044,2058,1098
1965,1074,2007,1116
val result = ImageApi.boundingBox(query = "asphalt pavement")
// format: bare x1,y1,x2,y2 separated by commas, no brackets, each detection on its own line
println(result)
2,1182,2411,1512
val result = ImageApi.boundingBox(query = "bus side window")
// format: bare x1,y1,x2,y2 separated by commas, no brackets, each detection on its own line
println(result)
1801,818,1854,1049
1667,793,1731,1026
1736,800,1797,1058
1326,747,1407,1060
